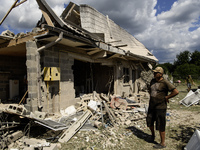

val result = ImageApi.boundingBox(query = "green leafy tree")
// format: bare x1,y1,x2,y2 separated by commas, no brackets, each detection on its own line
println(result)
161,63,174,73
174,50,191,66
190,50,200,66
173,63,200,79
159,50,200,80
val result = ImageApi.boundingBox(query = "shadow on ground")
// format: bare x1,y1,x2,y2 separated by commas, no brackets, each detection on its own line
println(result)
126,126,158,144
170,125,199,142
169,125,200,150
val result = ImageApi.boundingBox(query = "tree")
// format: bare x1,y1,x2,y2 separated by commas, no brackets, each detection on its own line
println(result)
173,63,200,79
159,50,200,80
174,50,191,66
190,50,200,66
161,63,174,73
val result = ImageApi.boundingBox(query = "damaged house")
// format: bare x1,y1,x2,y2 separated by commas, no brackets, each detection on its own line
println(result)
0,0,158,114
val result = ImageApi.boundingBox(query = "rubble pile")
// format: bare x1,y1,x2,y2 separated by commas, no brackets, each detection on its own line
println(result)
136,70,154,92
0,91,149,149
1,28,46,39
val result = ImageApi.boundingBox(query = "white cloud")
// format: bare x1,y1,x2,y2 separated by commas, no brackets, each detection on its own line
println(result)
135,0,200,63
157,0,200,25
0,0,40,32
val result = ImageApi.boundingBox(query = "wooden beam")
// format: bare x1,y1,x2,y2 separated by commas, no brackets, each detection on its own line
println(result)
91,51,107,59
41,9,54,27
107,53,120,59
14,0,27,7
107,40,121,44
87,49,101,55
64,3,76,20
0,0,18,25
4,31,47,48
115,44,128,48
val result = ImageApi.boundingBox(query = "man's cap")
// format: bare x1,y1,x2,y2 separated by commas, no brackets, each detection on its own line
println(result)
153,67,164,74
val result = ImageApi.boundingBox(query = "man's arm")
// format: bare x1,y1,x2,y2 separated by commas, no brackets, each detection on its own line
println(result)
165,89,179,103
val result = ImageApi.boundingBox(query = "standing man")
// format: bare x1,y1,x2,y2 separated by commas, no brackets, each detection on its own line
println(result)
185,75,195,92
146,67,179,149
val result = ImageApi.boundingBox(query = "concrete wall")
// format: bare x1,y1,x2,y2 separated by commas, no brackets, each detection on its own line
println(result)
25,41,141,113
25,41,76,113
40,47,76,112
25,41,39,112
114,60,139,96
59,51,76,109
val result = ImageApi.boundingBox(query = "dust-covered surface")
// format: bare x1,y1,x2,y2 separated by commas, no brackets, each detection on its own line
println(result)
1,85,200,150
59,85,200,150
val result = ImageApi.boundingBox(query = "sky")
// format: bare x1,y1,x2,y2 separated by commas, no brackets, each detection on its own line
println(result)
0,0,200,64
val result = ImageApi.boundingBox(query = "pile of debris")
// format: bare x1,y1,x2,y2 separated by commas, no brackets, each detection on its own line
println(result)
0,91,149,149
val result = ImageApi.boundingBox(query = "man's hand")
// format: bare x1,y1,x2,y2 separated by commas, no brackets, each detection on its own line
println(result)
165,89,179,103
165,96,169,103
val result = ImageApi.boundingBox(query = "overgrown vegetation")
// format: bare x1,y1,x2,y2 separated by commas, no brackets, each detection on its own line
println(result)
156,50,200,80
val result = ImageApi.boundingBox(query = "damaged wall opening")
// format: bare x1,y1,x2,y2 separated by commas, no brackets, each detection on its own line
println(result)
0,55,27,103
73,59,114,97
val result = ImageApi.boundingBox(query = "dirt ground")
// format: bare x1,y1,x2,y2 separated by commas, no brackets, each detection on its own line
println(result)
60,84,200,150
2,84,199,150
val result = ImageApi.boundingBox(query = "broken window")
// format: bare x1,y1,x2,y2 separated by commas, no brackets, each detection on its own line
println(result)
123,68,130,83
73,60,114,97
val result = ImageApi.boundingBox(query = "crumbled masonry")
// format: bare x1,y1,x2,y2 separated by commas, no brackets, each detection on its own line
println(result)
0,91,149,149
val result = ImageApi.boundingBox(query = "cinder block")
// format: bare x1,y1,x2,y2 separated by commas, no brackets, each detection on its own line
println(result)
26,41,38,49
7,131,23,143
6,104,28,115
43,143,61,150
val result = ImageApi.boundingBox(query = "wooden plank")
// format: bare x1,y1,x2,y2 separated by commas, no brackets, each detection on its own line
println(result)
14,0,27,7
41,10,55,27
64,3,76,20
103,101,117,124
58,110,92,143
87,49,101,55
0,0,18,25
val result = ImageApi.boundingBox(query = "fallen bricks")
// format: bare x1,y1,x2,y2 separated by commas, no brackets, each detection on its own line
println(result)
0,91,149,149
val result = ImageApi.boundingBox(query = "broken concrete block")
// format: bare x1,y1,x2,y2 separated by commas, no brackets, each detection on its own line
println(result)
94,121,103,128
125,120,131,125
88,100,98,111
43,143,61,150
30,111,47,119
23,138,50,148
7,131,23,144
1,30,15,37
119,116,126,122
6,104,28,115
65,105,76,115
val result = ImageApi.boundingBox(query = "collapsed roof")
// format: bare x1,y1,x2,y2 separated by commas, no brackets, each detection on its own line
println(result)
0,0,158,63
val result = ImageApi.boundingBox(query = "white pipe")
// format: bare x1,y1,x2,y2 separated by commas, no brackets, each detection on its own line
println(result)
37,32,63,52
